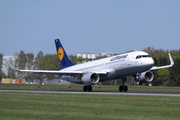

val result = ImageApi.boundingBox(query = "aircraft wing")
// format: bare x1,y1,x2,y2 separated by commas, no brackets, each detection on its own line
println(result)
6,58,107,76
150,53,174,71
18,70,107,75
19,70,83,75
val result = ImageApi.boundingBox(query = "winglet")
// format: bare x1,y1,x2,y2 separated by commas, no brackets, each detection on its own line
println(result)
168,53,174,66
150,53,174,71
55,39,74,69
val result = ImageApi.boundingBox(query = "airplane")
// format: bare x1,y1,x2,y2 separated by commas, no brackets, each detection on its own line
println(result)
11,39,174,92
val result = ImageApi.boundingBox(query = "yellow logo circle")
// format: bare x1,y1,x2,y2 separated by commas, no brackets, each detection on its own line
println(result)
58,47,64,61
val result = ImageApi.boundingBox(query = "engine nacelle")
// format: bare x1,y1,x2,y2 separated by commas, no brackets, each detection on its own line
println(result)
135,71,154,83
81,73,100,85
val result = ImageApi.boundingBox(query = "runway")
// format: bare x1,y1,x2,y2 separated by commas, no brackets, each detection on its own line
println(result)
0,89,180,97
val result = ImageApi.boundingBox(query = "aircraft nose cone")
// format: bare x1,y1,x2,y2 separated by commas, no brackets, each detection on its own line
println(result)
148,58,154,68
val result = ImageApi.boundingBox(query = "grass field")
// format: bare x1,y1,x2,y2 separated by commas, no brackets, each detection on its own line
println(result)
0,92,180,120
1,84,180,93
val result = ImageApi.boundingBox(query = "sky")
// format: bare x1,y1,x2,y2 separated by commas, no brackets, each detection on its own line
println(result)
0,0,180,56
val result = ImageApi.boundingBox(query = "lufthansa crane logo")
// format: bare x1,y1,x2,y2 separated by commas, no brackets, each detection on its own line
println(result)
58,47,64,61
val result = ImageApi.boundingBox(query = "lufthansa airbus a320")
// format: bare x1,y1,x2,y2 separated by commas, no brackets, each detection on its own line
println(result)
11,39,174,92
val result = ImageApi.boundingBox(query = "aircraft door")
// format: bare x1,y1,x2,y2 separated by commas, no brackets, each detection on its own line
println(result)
127,56,132,66
129,55,138,66
134,56,138,65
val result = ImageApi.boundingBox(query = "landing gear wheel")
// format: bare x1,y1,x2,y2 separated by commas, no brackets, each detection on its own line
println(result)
119,86,124,92
138,81,142,85
87,85,92,92
83,86,88,91
124,86,128,92
83,85,92,92
119,77,128,92
119,86,128,92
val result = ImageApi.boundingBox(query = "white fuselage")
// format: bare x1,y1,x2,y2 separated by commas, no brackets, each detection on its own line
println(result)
60,51,154,84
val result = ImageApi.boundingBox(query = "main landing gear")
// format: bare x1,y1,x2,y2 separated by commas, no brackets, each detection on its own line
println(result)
119,77,128,92
83,85,92,92
119,86,128,92
83,78,129,92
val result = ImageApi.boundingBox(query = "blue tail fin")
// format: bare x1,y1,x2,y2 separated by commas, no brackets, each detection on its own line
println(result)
55,39,74,69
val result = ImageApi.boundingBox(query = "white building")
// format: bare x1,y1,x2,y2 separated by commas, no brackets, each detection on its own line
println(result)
98,52,119,57
77,52,96,60
2,56,16,76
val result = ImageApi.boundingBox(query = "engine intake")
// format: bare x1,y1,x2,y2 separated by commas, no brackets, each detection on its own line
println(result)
135,71,154,83
81,73,100,85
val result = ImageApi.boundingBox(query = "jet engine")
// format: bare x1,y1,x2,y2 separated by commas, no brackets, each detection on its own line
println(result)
135,71,154,83
81,73,100,85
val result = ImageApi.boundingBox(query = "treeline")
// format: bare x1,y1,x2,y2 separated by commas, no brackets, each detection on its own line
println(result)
0,50,60,81
0,47,180,86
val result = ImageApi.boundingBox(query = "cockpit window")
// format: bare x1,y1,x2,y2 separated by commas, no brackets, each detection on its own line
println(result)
136,55,141,59
136,55,151,59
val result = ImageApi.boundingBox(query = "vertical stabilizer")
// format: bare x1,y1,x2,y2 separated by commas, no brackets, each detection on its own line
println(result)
55,39,74,69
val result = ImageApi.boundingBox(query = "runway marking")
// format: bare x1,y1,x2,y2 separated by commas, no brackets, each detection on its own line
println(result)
0,89,180,97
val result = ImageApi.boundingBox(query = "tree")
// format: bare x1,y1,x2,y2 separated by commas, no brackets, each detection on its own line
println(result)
169,58,180,86
33,51,44,69
15,50,27,78
37,51,44,58
37,54,59,80
25,52,37,80
69,55,89,65
17,50,27,69
26,52,35,69
155,68,170,86
0,53,4,79
37,54,59,70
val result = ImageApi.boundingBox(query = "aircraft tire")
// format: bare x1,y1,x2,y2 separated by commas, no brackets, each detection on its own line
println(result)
119,86,124,92
87,85,92,92
119,86,128,92
124,86,128,92
138,81,143,85
83,86,88,92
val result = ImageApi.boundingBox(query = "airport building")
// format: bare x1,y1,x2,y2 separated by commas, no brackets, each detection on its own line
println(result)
77,52,96,60
97,52,120,57
2,56,16,76
77,52,120,59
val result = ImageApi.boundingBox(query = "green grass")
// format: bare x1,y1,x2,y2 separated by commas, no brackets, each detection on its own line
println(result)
0,92,180,120
1,84,180,93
